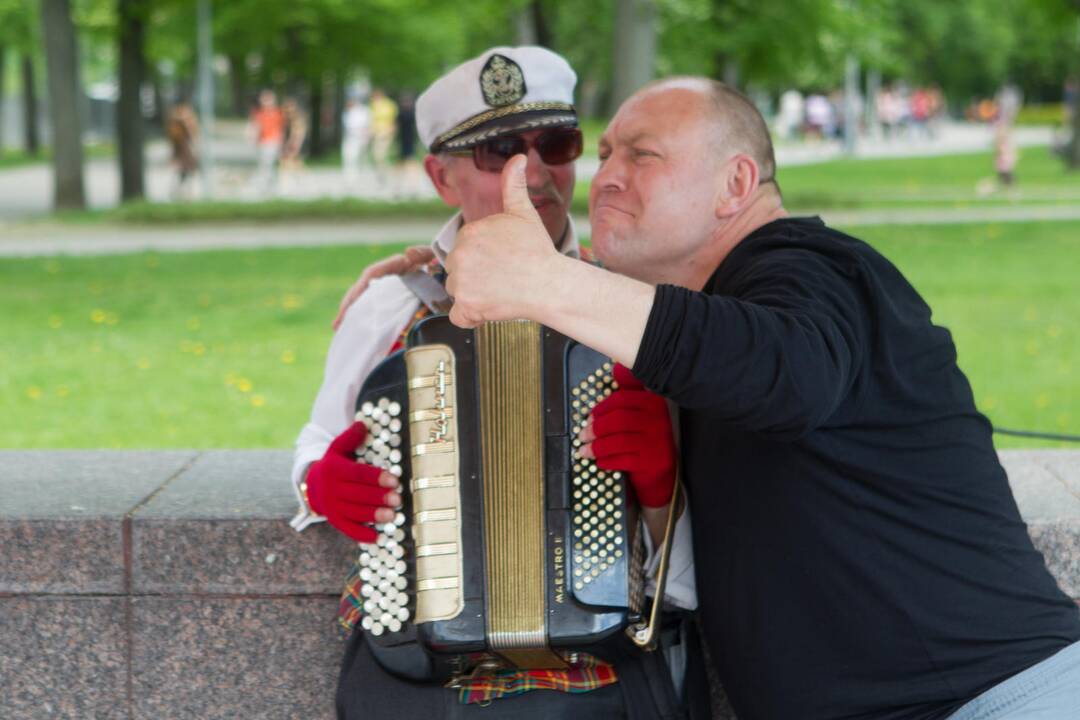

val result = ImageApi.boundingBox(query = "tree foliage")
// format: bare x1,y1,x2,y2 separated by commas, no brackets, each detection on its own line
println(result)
10,0,1080,123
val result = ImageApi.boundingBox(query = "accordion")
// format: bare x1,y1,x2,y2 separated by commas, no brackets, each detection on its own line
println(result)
351,315,678,679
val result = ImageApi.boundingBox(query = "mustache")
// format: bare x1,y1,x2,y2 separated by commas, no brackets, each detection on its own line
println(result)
527,180,562,205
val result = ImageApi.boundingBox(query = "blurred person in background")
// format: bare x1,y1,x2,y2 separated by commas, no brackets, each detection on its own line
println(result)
280,97,309,193
394,90,422,196
342,95,372,193
370,88,398,182
804,91,834,139
776,88,804,140
248,89,285,196
165,102,199,200
910,87,934,139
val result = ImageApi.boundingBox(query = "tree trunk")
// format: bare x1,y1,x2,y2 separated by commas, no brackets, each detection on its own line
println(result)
41,0,86,209
531,1,554,49
332,71,345,149
1069,100,1080,168
22,54,40,155
514,7,536,45
228,53,248,117
117,0,146,201
308,75,324,158
0,46,7,152
149,66,165,128
610,0,657,113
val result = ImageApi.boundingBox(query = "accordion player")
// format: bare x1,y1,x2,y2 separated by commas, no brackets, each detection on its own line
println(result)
349,314,680,682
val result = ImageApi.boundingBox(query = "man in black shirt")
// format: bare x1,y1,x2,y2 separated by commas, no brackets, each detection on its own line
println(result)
443,77,1080,719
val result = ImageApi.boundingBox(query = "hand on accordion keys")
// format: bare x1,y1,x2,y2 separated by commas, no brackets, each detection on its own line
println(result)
578,363,676,509
305,421,403,543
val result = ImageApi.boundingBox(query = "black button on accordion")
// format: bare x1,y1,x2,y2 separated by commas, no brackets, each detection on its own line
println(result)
350,315,678,681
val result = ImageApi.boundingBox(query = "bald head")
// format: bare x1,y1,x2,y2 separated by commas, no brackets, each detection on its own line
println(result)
636,77,777,186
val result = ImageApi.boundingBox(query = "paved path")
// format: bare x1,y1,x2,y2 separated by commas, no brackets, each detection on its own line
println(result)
0,121,1057,222
5,203,1080,257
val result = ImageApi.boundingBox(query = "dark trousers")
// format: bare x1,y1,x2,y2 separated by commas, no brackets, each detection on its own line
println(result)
336,617,710,720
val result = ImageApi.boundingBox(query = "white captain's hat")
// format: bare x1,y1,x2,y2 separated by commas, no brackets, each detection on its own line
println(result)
417,46,577,153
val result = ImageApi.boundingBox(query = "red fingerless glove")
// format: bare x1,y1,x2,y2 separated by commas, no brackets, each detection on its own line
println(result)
306,421,399,543
588,364,676,508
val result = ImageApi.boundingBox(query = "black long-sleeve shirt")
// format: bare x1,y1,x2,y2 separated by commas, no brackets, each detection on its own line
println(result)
633,217,1080,720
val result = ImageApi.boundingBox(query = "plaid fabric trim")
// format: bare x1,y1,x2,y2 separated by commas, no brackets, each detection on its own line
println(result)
457,654,618,705
337,562,363,633
388,305,432,354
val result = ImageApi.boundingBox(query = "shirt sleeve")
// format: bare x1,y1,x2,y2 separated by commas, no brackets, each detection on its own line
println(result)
290,278,420,531
641,494,697,610
633,250,865,437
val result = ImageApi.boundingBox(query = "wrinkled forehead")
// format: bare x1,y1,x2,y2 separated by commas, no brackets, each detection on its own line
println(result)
601,85,711,148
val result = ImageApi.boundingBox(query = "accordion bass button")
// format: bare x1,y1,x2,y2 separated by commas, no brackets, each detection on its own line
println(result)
361,616,374,630
361,402,374,416
388,618,403,633
393,512,407,527
394,577,408,591
388,402,401,417
370,622,385,636
397,607,410,622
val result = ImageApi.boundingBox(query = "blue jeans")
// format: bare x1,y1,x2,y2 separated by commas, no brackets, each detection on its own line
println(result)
946,640,1080,719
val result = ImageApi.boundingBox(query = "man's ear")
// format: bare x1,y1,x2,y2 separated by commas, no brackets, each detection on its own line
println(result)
424,154,461,207
715,154,759,219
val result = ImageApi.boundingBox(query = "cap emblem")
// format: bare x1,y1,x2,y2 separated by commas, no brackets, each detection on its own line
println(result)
480,54,526,108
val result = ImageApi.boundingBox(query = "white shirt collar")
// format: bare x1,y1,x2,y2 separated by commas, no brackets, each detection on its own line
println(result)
431,211,580,265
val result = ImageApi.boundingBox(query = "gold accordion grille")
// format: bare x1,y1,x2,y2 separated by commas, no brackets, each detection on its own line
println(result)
476,320,548,654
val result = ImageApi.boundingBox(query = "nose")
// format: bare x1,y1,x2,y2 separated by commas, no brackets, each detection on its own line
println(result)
524,145,553,187
592,151,626,194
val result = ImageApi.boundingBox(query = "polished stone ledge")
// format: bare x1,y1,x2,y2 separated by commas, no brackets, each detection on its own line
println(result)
0,449,1077,720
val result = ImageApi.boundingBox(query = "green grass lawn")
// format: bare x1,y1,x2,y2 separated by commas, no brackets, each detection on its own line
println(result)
0,144,114,170
0,220,1076,450
777,145,1080,209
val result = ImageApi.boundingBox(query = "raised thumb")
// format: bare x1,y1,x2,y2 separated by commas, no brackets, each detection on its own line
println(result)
500,153,541,222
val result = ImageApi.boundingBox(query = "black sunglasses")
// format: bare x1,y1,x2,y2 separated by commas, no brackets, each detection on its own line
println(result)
450,127,583,173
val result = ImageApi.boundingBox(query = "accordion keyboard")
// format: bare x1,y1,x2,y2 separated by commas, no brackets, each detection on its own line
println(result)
569,365,640,609
353,398,411,637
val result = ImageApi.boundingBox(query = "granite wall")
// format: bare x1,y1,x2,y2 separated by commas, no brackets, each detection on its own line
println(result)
1,450,1078,719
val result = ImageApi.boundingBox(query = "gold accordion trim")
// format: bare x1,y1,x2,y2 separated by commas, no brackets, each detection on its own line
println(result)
405,344,464,624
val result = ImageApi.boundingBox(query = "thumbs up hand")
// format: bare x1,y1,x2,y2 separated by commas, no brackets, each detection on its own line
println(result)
445,154,565,328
